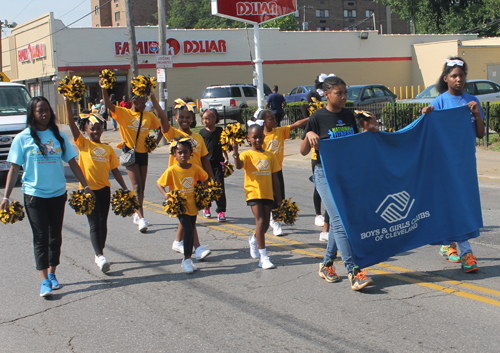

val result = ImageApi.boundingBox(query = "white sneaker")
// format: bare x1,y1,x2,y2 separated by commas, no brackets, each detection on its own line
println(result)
138,218,148,233
269,217,276,228
248,234,259,259
195,245,211,260
273,221,283,236
258,256,276,269
181,259,195,274
96,255,110,273
172,240,184,254
315,215,325,227
319,232,329,242
133,213,140,225
144,219,151,226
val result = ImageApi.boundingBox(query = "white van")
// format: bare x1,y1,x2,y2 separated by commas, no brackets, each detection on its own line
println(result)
0,82,31,176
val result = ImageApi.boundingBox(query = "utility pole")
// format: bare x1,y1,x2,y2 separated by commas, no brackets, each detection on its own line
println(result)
158,0,166,109
302,6,313,30
125,0,139,78
0,20,18,72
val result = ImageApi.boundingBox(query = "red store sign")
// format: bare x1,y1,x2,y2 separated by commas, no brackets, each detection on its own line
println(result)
114,38,227,56
212,0,297,24
18,43,46,63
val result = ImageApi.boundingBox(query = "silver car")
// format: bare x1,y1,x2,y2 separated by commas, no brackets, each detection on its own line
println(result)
402,79,500,103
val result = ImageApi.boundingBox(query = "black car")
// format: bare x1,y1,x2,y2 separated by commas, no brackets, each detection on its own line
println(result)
347,84,397,106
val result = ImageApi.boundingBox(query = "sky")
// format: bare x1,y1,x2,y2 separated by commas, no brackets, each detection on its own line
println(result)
2,0,92,37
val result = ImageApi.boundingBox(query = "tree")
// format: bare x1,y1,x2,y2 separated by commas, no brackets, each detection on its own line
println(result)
376,0,500,36
166,0,244,29
262,14,297,31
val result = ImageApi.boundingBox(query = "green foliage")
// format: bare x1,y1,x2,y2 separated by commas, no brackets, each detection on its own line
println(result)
262,14,297,31
488,102,500,133
166,0,245,29
381,103,426,131
375,0,500,36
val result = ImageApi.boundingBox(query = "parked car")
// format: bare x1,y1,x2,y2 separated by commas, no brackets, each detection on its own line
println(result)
200,83,271,123
347,84,397,106
402,80,500,104
0,82,31,179
284,85,315,103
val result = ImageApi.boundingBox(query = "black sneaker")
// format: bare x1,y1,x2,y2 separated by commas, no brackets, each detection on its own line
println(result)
348,266,373,291
318,261,340,283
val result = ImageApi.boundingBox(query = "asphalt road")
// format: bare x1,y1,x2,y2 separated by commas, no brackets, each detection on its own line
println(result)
1,148,500,353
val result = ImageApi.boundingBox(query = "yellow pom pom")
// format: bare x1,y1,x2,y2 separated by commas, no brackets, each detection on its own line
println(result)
223,161,234,178
163,190,187,217
68,190,95,215
207,179,223,202
111,189,140,217
144,135,157,153
220,123,246,152
58,76,85,102
194,180,211,210
100,69,117,90
0,201,25,225
272,198,300,225
131,75,155,97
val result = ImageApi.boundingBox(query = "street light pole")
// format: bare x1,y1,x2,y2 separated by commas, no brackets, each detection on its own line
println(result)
0,20,18,72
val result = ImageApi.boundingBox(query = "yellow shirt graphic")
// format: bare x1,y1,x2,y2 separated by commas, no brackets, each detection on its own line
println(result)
75,134,120,190
111,106,160,153
163,128,208,168
240,150,281,201
157,164,208,216
263,126,291,167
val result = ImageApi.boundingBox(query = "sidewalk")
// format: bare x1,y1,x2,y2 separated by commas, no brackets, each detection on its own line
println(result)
58,124,500,181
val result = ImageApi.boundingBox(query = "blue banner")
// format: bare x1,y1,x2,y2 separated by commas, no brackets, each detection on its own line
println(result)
319,106,482,268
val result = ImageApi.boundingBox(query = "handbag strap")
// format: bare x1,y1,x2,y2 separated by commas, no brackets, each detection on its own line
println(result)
132,112,143,149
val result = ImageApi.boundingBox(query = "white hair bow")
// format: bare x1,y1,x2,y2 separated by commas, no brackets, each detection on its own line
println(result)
247,119,264,127
446,59,464,67
253,108,263,120
318,73,336,83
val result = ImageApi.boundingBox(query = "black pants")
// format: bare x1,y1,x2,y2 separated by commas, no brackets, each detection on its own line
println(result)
178,214,197,258
87,186,111,256
272,169,285,210
312,162,329,223
209,160,227,213
275,113,284,127
24,192,67,271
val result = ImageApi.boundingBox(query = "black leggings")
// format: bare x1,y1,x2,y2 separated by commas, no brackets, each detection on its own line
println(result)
209,160,226,213
87,186,111,256
312,162,329,223
178,214,197,258
24,192,67,271
272,169,285,210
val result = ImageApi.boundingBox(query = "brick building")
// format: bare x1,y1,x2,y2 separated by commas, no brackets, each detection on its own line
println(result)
296,0,409,33
91,0,163,27
92,0,408,34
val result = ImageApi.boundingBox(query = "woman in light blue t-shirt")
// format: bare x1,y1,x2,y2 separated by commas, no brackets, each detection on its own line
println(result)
0,96,94,298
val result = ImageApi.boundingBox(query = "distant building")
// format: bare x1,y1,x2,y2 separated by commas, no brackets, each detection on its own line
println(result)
91,0,409,34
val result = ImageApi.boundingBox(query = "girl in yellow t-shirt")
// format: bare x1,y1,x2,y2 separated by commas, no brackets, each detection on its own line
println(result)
259,109,309,236
156,138,209,274
158,98,214,260
64,97,129,273
233,124,282,270
100,79,162,234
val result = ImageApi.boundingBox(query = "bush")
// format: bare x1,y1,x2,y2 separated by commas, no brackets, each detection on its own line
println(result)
487,102,500,133
381,103,426,131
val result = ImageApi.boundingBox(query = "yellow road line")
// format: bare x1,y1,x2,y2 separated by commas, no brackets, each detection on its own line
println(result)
114,198,500,306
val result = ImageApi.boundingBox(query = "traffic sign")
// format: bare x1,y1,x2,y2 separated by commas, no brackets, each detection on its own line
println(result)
0,72,10,82
156,55,173,69
149,42,159,54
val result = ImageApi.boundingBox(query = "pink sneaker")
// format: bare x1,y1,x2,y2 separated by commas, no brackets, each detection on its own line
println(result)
218,212,226,222
203,209,211,219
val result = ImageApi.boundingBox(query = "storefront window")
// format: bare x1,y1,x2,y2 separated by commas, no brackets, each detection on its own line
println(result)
29,83,41,97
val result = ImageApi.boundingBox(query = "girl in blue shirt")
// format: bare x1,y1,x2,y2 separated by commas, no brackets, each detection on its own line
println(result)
422,57,485,273
1,96,94,298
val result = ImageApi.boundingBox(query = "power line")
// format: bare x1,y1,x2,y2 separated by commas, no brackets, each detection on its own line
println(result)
12,0,36,22
60,0,89,20
2,0,111,55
